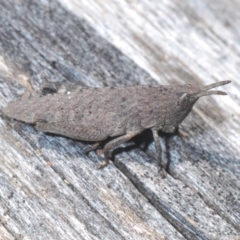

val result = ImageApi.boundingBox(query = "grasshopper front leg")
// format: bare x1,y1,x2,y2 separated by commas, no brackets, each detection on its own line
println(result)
98,132,139,169
151,129,166,178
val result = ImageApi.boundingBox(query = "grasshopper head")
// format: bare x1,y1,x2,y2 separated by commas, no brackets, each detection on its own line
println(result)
162,80,231,133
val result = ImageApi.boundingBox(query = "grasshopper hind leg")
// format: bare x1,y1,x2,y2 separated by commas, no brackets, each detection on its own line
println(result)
152,129,167,178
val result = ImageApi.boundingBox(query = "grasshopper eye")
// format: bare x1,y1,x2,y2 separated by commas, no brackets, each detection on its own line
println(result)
178,93,190,108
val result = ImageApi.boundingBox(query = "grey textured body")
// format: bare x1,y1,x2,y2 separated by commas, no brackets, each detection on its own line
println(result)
4,86,173,139
3,81,231,177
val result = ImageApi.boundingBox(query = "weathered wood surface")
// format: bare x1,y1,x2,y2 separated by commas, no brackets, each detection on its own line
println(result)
0,0,239,239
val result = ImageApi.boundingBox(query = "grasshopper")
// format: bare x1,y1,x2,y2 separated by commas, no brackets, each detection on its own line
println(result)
3,80,231,176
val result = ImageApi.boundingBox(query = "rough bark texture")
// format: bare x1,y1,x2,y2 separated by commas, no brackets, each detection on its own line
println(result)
0,0,239,240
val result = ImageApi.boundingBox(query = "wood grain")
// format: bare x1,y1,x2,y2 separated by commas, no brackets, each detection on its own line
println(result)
0,0,239,239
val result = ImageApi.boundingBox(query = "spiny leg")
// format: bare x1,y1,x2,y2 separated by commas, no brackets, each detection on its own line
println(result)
98,132,139,169
151,129,166,178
